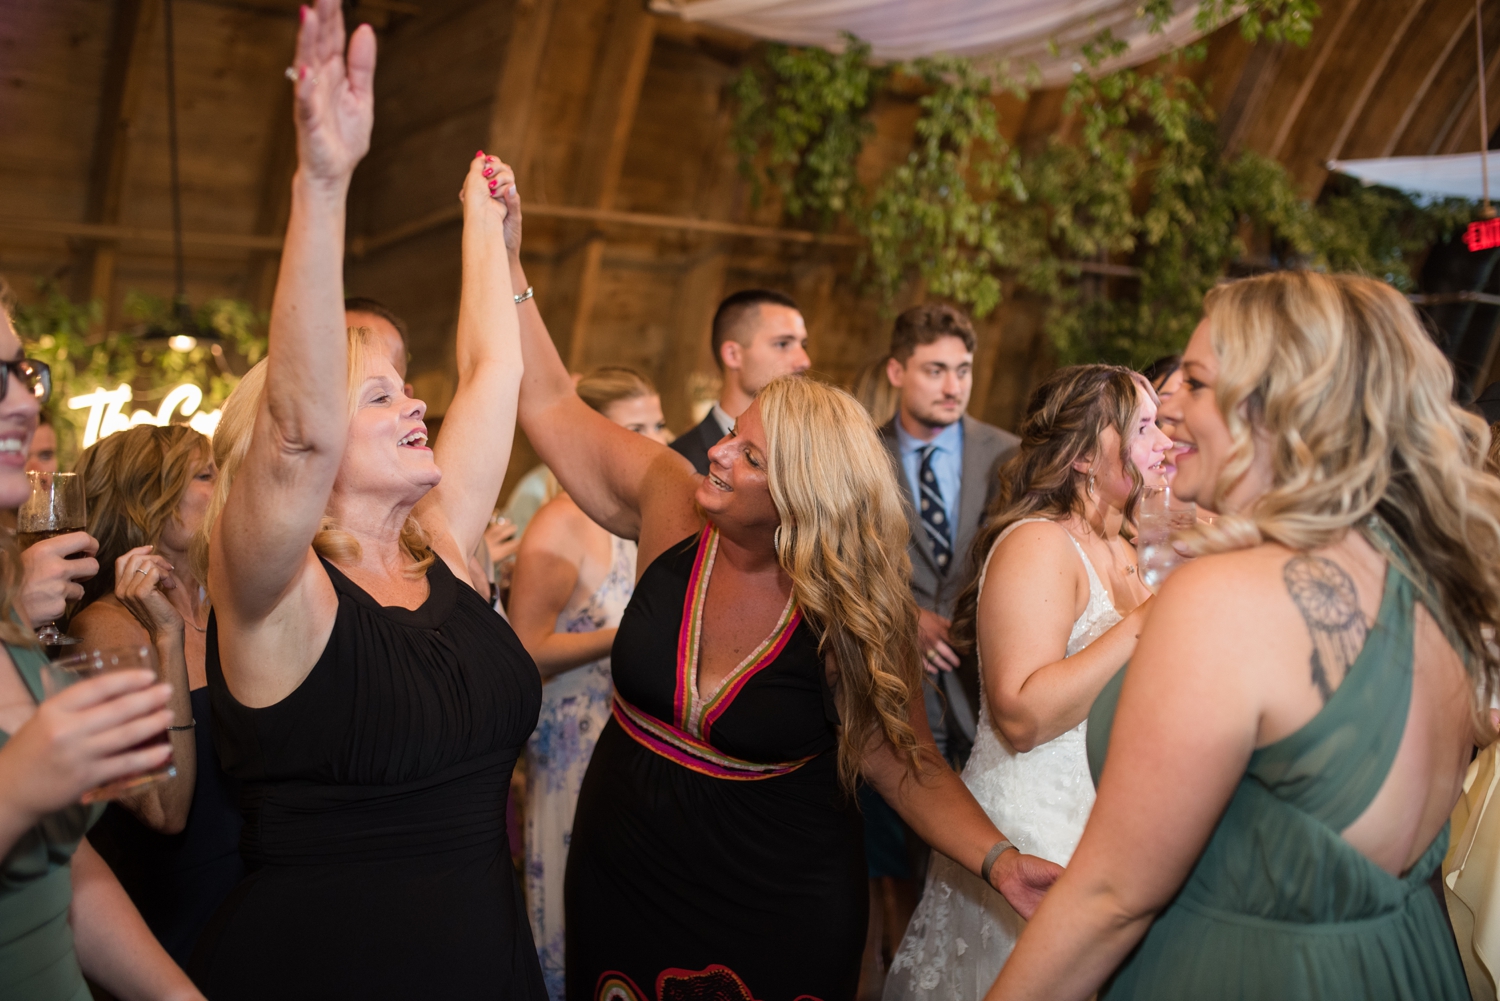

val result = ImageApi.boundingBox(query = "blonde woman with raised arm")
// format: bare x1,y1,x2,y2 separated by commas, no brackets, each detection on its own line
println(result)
989,270,1494,1001
188,3,544,997
493,179,1061,1001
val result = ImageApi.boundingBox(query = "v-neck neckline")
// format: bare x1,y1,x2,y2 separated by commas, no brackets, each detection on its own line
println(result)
674,525,801,740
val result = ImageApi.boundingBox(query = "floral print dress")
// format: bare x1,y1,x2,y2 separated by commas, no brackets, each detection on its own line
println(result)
525,534,636,1000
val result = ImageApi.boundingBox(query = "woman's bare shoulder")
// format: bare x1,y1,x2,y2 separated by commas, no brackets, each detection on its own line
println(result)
71,595,147,642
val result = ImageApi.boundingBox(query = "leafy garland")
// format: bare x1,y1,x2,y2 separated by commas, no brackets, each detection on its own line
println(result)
9,283,266,463
730,0,1473,366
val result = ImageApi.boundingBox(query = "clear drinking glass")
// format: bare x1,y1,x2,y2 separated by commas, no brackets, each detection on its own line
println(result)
41,645,175,802
1137,486,1198,592
17,470,86,645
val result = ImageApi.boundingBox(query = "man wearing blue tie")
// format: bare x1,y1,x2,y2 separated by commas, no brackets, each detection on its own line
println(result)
878,304,1019,765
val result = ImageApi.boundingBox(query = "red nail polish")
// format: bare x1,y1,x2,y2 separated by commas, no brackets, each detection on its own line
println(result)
483,169,494,178
299,5,307,23
475,149,484,158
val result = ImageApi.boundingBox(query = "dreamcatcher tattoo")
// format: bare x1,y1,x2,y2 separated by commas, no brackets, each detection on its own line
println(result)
1283,555,1368,703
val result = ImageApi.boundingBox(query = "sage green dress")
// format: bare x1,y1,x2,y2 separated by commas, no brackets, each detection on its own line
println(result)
0,641,103,1001
1087,548,1469,1000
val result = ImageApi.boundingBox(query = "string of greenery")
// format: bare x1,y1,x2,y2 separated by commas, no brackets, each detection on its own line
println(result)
9,286,265,462
730,0,1474,366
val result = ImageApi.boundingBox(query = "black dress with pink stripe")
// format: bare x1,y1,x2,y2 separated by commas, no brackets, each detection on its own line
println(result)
565,528,865,1001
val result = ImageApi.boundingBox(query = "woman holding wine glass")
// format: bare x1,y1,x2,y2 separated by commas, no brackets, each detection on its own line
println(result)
67,424,245,967
0,302,204,1000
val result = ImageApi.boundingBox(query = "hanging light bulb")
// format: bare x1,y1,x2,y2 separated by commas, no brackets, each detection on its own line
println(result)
168,334,197,352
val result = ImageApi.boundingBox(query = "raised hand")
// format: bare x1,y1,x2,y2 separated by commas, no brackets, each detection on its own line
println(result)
291,0,377,185
114,547,184,645
990,849,1065,920
461,152,517,245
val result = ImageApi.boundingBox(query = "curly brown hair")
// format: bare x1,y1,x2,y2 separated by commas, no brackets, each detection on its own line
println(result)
950,364,1150,658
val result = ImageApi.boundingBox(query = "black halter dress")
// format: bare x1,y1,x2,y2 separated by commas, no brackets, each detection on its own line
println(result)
192,555,546,1000
565,527,866,1001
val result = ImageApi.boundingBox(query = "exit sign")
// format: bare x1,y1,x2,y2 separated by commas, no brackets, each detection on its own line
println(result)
1465,218,1500,251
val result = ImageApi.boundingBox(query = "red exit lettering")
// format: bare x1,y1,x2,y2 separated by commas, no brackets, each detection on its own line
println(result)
1465,218,1500,251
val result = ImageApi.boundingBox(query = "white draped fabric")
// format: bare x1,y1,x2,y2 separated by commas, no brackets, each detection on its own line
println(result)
649,0,1216,87
1329,153,1496,202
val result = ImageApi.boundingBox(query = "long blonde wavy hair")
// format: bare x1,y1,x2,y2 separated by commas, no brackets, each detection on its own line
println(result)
75,424,210,610
191,326,432,584
757,377,924,790
1192,270,1500,711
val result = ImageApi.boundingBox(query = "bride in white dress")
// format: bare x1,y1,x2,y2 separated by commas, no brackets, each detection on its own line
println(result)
885,365,1170,999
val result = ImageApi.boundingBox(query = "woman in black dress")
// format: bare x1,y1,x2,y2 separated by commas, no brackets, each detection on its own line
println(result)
500,190,1063,1000
187,3,543,996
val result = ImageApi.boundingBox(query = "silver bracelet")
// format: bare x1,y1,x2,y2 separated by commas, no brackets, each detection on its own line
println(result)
167,719,197,731
514,286,534,304
981,838,1016,886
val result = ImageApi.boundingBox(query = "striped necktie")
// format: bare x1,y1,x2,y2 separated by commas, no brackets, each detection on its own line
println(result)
918,445,953,574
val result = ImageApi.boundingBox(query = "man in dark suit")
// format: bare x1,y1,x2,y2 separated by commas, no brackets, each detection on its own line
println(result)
878,304,1019,765
670,289,811,474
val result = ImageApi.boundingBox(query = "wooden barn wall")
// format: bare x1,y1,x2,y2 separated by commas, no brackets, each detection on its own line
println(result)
4,0,1500,499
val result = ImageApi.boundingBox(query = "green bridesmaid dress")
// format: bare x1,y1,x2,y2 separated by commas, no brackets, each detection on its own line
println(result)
0,640,103,1001
1087,533,1469,1000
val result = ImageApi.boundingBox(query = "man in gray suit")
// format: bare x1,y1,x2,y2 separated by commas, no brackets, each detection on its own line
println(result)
878,304,1019,764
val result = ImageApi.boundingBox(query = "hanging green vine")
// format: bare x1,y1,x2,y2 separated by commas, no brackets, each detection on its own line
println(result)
9,282,266,463
729,0,1467,367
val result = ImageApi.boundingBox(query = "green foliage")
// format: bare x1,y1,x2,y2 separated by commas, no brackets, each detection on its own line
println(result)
731,34,888,227
9,282,266,464
728,1,1472,369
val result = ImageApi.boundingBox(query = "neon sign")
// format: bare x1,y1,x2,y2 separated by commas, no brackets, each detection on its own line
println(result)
1464,218,1500,252
67,383,223,448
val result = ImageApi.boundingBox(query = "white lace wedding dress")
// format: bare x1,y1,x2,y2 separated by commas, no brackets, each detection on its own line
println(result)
884,518,1122,1000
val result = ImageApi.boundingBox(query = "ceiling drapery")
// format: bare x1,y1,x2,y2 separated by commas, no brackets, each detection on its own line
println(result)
649,0,1212,86
1329,153,1497,201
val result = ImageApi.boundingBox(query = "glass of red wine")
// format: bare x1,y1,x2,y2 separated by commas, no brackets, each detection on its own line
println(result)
17,470,86,646
41,644,176,802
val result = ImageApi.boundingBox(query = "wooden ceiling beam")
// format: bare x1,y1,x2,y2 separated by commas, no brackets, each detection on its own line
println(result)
486,0,559,187
1437,5,1500,154
1,218,282,250
1381,1,1481,157
79,0,163,317
1268,0,1363,159
246,81,299,313
551,1,659,371
1326,0,1428,161
1218,40,1285,155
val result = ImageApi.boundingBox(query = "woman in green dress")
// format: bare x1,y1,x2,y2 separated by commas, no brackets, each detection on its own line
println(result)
0,301,204,1001
988,270,1496,1000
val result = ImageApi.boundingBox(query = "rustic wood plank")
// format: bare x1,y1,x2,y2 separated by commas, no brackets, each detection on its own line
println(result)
1379,3,1477,156
1268,0,1363,159
80,0,162,317
1323,0,1428,161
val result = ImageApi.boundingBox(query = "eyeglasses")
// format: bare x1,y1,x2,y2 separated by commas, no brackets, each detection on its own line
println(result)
0,358,51,406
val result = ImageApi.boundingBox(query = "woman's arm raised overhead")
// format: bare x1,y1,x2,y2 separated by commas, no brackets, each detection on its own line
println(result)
212,0,375,623
981,521,1151,752
416,155,523,585
502,188,699,560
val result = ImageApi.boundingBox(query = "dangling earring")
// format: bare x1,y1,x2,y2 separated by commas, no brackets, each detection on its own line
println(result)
1087,472,1096,496
774,526,783,552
